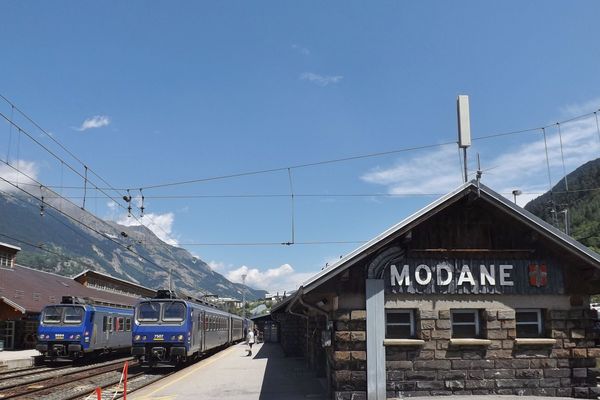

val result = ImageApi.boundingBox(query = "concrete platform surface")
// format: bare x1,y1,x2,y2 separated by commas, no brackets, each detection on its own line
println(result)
0,349,40,369
131,342,327,400
0,349,40,361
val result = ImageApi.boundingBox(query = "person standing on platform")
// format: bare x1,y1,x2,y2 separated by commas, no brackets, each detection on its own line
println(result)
246,329,255,356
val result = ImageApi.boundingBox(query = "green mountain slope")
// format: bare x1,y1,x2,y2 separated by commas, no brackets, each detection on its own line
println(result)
0,191,266,301
525,158,600,253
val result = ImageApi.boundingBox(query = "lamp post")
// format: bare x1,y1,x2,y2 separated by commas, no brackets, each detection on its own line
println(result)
241,274,247,319
512,190,522,205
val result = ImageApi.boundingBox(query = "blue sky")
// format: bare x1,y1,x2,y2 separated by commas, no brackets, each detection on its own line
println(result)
1,1,600,293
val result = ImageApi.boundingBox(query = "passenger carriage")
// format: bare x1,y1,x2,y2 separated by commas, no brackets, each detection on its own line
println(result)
132,290,246,366
36,296,133,360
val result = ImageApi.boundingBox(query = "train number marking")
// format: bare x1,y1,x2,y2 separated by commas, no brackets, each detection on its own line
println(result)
153,334,164,341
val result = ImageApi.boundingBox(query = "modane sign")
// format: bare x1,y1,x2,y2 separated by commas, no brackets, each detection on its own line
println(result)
385,259,563,295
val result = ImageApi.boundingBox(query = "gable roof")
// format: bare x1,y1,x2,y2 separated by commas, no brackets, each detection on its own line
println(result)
0,264,140,313
301,180,600,294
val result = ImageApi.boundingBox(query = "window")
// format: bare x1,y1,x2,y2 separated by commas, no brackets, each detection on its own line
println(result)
138,302,160,322
451,309,481,338
516,309,543,338
163,302,186,322
385,310,415,339
63,307,84,324
125,318,132,332
104,316,114,332
0,252,11,267
42,306,62,324
116,317,125,332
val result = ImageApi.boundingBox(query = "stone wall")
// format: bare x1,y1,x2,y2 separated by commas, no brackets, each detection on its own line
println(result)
385,308,600,399
332,309,368,400
328,307,600,399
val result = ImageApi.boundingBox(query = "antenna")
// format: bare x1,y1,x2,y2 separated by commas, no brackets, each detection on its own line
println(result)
457,95,472,183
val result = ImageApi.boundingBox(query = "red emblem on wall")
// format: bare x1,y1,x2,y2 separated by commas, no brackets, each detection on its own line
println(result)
529,264,548,287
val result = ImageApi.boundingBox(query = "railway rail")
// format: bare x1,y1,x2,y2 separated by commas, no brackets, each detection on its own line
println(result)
0,357,135,399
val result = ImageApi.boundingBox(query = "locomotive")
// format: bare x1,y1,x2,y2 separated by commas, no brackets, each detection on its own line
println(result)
132,290,251,366
36,296,133,360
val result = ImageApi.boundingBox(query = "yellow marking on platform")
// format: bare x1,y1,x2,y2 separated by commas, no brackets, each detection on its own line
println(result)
137,346,238,399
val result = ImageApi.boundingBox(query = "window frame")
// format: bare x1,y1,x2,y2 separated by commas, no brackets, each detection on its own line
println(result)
385,309,416,339
515,309,543,338
451,309,481,338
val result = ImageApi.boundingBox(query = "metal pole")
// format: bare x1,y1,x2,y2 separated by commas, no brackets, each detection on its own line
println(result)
241,274,247,319
463,148,468,183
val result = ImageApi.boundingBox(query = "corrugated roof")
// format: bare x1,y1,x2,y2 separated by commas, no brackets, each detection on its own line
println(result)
301,180,600,294
0,264,140,314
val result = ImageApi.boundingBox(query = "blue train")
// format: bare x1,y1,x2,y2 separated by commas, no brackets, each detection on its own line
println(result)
132,290,251,366
36,296,134,360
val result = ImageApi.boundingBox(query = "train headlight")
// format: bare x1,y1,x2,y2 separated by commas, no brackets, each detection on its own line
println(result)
177,334,184,341
170,335,176,341
142,336,147,341
75,335,81,340
134,335,141,341
69,334,74,339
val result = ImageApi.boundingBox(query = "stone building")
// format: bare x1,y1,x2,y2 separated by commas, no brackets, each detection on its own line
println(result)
272,181,600,399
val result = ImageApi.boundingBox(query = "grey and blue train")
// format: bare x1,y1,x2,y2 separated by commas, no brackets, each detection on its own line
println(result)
36,296,133,360
132,290,251,366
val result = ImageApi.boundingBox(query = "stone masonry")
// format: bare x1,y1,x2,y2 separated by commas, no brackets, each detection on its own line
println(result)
331,307,600,399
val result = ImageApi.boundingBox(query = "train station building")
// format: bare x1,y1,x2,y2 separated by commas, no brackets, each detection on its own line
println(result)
272,181,600,399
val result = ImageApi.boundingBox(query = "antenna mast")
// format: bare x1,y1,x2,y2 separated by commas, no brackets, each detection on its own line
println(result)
457,95,472,183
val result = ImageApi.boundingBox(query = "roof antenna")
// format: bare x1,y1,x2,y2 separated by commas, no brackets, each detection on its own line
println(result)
457,95,472,183
476,153,482,197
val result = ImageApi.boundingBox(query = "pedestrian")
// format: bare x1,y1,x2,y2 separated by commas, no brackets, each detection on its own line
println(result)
246,329,255,356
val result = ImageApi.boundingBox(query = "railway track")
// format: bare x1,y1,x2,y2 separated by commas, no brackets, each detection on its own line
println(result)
0,357,135,399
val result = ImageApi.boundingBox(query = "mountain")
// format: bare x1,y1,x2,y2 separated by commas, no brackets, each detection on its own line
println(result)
524,158,600,253
0,190,266,301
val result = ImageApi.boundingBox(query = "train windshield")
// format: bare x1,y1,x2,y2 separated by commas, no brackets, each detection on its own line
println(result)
41,306,84,325
163,302,186,322
64,307,84,324
42,306,62,324
138,302,160,322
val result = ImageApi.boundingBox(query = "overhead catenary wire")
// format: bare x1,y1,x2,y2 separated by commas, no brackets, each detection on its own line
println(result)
556,123,569,191
0,107,175,244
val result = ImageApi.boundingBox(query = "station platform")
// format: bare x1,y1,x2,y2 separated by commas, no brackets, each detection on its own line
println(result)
131,342,328,400
0,349,40,369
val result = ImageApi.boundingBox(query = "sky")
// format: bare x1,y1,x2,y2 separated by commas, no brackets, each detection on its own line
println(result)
1,1,600,294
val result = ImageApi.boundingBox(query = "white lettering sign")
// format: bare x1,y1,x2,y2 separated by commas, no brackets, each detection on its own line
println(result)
415,264,432,285
499,264,514,286
390,264,410,286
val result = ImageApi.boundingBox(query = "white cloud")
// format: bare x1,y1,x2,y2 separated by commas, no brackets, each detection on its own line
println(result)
300,72,343,87
226,263,317,293
361,105,600,207
0,160,39,193
117,212,178,246
77,115,111,131
208,260,228,271
292,44,310,56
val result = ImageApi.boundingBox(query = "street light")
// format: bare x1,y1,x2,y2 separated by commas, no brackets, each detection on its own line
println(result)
241,274,247,319
512,190,522,205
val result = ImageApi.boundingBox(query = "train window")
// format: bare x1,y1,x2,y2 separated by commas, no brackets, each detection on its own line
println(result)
104,316,114,332
116,317,125,332
64,307,84,324
42,306,62,324
163,302,186,322
138,302,160,322
125,318,132,331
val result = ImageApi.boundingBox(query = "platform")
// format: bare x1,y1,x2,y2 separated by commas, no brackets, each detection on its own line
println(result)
0,349,40,369
131,342,328,400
